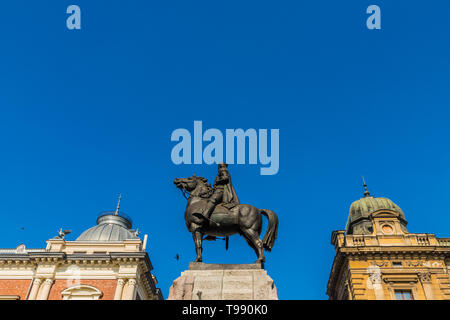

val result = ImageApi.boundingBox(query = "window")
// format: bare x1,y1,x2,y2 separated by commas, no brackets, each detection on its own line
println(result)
392,262,402,267
61,285,103,300
395,290,413,300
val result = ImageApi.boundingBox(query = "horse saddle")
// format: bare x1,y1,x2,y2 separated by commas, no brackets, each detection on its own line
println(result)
212,204,233,215
190,201,234,216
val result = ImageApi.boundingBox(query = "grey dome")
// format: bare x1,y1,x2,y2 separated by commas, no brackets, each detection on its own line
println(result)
76,212,139,241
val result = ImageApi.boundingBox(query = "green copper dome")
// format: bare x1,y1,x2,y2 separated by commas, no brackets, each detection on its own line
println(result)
345,183,407,235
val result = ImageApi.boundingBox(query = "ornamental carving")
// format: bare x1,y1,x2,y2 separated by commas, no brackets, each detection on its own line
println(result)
418,272,432,283
374,261,389,267
405,261,425,267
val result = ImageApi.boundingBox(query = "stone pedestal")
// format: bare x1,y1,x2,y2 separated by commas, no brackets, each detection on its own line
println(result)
168,262,278,300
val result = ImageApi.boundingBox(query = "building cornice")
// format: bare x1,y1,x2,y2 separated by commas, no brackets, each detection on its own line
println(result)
327,241,449,299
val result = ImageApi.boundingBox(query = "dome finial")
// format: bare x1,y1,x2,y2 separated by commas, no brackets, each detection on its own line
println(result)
362,177,370,197
115,193,122,216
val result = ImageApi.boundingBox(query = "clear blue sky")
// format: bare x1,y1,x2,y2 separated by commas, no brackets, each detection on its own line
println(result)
0,1,449,299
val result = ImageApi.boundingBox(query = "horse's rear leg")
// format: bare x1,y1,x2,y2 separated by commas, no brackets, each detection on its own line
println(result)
192,229,203,262
241,228,265,263
242,233,260,262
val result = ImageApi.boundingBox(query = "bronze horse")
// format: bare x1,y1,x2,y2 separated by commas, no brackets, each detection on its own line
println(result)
174,175,278,263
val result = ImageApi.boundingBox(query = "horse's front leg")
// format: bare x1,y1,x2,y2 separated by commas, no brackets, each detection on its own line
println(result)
192,229,203,262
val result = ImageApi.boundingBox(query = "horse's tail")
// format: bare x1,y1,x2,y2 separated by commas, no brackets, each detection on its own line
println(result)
260,209,278,251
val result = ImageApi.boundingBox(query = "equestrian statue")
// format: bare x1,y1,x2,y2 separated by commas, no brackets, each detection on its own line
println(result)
173,164,278,263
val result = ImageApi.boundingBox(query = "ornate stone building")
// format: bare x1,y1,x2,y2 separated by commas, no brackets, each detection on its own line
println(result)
327,184,450,300
0,205,162,300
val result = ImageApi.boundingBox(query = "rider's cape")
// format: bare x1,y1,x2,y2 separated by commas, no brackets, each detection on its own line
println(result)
222,177,240,208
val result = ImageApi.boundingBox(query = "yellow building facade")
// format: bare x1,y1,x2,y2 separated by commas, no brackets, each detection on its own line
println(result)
327,185,450,300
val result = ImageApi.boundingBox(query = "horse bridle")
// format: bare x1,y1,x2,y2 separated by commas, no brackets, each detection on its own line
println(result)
177,184,220,227
178,184,212,200
179,188,190,200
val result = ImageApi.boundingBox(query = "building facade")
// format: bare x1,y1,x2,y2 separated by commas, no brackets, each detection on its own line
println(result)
0,208,162,300
327,185,450,300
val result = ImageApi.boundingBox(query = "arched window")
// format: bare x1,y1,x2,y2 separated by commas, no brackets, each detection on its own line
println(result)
61,285,103,300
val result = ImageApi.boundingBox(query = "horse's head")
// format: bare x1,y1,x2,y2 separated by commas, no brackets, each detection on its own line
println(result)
173,175,210,194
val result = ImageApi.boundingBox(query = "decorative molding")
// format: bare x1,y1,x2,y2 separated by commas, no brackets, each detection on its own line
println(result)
405,261,425,267
418,272,432,283
61,284,103,300
0,295,20,300
383,276,418,284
